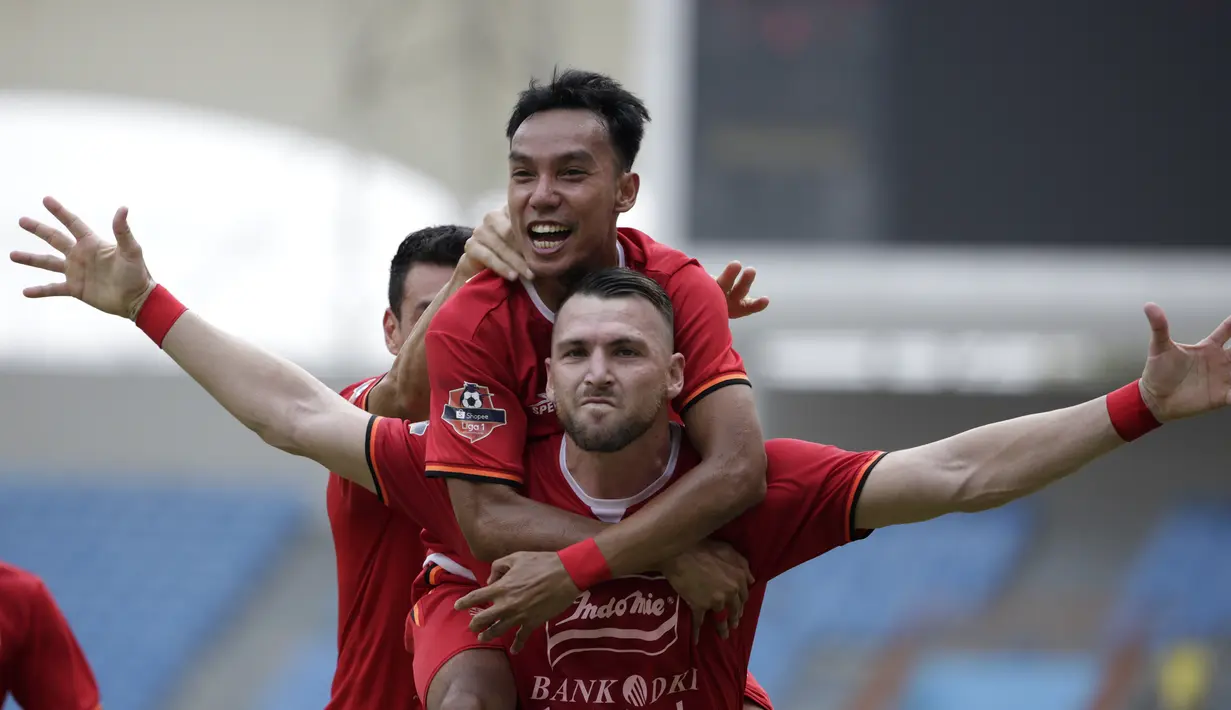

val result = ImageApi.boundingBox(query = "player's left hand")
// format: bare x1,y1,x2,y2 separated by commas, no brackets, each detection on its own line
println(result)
714,261,769,320
455,551,580,653
1138,303,1231,421
660,540,753,644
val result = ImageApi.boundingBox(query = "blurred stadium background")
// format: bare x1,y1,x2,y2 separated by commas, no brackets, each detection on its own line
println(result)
2,1,1230,709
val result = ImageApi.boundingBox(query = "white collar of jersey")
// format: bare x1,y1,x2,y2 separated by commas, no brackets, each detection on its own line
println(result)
522,240,626,324
557,422,682,524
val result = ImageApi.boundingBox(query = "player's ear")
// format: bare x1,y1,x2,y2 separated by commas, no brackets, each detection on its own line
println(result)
666,352,685,401
382,308,400,356
615,171,639,214
544,357,556,402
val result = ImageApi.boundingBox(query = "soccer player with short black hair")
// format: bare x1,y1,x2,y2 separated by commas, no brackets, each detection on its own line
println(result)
326,224,472,710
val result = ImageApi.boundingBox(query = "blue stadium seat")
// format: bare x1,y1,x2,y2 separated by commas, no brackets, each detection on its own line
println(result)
0,479,307,710
750,503,1034,703
896,651,1101,710
1107,502,1231,646
254,635,337,710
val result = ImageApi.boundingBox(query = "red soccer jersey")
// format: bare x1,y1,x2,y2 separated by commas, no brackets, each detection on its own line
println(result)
325,376,428,710
0,562,100,710
423,228,750,487
365,418,482,584
366,418,884,709
508,428,883,710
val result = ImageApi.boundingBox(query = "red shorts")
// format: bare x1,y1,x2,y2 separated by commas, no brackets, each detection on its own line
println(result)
744,673,774,710
406,580,504,702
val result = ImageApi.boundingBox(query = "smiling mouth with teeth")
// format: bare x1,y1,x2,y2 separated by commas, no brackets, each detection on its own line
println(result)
528,224,573,254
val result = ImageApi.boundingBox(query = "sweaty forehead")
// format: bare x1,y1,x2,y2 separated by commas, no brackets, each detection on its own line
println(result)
510,109,612,163
554,296,671,348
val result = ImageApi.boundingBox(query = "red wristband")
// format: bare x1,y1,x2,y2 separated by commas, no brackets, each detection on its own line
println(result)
1106,379,1162,442
135,284,188,348
557,538,612,591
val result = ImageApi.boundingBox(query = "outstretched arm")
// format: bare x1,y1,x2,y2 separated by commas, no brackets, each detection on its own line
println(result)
856,305,1231,530
11,197,376,488
161,312,373,479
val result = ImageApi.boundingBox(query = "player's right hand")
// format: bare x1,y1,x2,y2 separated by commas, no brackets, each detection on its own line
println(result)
661,540,754,643
12,197,156,319
464,205,534,281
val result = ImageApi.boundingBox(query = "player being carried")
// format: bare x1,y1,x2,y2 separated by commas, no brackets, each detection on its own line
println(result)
301,220,770,710
12,202,1231,707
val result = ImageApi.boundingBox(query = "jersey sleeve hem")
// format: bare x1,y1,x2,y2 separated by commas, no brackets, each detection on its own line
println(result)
364,415,387,503
679,372,752,415
425,463,523,487
846,452,888,543
353,373,386,412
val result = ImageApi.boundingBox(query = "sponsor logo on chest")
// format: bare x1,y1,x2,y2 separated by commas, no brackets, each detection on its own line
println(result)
546,576,680,668
529,667,699,707
531,391,556,416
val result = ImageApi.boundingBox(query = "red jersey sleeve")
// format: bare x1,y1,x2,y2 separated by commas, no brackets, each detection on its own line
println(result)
10,579,100,710
666,264,751,415
364,416,469,550
743,438,887,580
364,415,429,520
744,672,774,710
423,327,526,487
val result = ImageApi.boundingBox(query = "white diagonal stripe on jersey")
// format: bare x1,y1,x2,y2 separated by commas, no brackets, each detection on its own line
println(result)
547,612,678,648
348,377,378,403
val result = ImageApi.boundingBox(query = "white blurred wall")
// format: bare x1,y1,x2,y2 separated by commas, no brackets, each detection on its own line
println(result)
0,0,636,206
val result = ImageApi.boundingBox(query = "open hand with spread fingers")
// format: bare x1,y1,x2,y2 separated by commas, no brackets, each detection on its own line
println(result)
11,197,156,319
1137,303,1231,421
714,261,769,319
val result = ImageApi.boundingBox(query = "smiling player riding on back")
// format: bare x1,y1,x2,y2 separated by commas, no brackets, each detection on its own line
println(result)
412,70,776,708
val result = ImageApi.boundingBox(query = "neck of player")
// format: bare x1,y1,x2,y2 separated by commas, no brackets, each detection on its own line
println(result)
533,237,622,312
564,416,675,502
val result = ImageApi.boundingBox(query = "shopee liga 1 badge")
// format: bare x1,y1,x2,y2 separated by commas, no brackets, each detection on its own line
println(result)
442,382,508,443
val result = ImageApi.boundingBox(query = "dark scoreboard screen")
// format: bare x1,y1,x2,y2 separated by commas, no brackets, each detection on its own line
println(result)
690,0,886,245
689,0,1231,247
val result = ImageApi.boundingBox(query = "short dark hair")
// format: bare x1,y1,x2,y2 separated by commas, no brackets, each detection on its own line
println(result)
506,69,651,172
388,225,470,316
560,268,674,341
